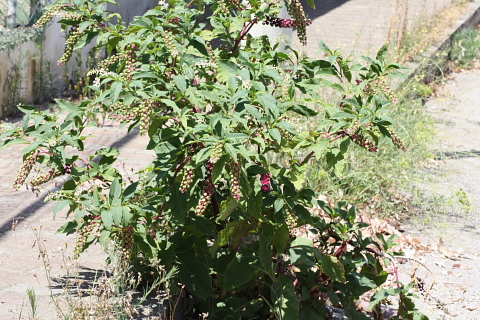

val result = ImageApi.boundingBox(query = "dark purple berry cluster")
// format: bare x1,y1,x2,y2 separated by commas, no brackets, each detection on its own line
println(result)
263,16,298,28
285,0,312,45
261,173,272,193
348,132,378,152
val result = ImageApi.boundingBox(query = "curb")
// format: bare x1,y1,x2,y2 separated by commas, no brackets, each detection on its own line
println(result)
405,1,480,85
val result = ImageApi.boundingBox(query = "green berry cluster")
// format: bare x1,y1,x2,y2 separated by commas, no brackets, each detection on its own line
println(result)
109,99,160,135
195,161,215,215
349,132,378,152
214,0,230,16
123,44,137,81
73,217,100,259
163,31,178,57
284,0,312,45
119,225,134,262
30,168,62,187
100,54,122,69
210,142,223,163
229,161,241,201
180,168,195,193
286,209,296,229
14,152,38,190
33,3,64,29
58,24,94,66
374,78,398,103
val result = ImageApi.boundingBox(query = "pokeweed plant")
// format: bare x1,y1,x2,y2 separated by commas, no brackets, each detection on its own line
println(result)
0,0,428,319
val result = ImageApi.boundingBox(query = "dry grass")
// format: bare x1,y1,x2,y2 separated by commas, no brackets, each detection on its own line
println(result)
387,0,473,63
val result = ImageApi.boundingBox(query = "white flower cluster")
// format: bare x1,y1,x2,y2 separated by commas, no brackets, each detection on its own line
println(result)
87,68,116,87
44,190,71,202
194,60,217,70
0,123,15,134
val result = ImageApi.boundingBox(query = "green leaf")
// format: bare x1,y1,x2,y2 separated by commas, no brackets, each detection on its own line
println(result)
224,252,258,291
318,39,331,52
110,81,122,104
109,178,122,205
189,38,209,56
111,206,131,227
52,200,72,219
173,75,187,94
101,209,114,230
224,143,238,162
277,275,300,319
17,105,39,114
274,198,284,213
369,287,401,309
56,221,78,235
376,44,388,64
257,94,278,118
177,252,212,300
268,128,282,145
217,60,240,83
315,252,346,282
212,154,228,184
272,223,289,254
56,99,79,113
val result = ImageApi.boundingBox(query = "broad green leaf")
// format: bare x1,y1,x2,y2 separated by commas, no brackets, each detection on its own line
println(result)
109,178,122,205
56,99,79,113
101,208,113,230
56,221,78,235
217,60,240,83
257,94,278,118
273,223,289,254
268,128,281,144
224,252,258,291
316,252,346,282
274,198,284,213
110,81,122,104
277,275,300,319
52,200,72,219
174,75,187,94
177,252,212,300
112,206,131,227
369,287,401,309
212,154,228,184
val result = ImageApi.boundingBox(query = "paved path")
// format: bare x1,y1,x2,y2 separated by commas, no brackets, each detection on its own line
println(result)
1,0,479,319
294,0,460,57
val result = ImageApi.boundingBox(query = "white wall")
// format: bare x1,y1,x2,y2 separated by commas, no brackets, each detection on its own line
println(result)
0,0,158,117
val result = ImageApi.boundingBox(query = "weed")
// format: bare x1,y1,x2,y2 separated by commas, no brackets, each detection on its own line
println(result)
1,49,27,116
450,27,480,68
29,224,178,319
26,288,38,320
32,44,54,104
